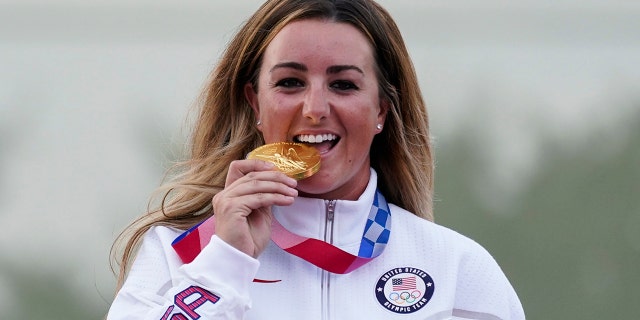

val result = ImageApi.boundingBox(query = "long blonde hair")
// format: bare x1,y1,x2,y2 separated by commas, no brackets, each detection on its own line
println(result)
111,0,433,290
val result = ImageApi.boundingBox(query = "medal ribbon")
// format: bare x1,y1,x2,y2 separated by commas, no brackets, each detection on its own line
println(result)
172,190,391,275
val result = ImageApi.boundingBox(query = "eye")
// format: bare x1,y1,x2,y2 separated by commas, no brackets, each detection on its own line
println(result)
330,80,359,91
275,78,304,88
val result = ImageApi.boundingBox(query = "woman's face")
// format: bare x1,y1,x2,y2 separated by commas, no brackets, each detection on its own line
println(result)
245,19,388,200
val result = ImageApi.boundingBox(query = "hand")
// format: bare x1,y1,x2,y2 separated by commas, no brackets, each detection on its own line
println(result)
212,159,298,258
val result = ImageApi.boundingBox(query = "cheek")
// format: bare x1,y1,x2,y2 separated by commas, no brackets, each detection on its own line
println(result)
348,104,379,130
258,92,290,115
257,100,295,140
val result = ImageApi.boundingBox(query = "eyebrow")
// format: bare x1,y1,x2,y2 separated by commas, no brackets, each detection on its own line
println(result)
270,62,364,75
327,65,364,75
270,62,307,73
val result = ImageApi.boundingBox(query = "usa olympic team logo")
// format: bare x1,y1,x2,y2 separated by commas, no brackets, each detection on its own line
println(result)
375,267,434,314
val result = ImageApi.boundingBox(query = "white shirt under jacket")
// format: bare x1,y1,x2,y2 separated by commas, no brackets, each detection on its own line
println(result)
108,169,525,320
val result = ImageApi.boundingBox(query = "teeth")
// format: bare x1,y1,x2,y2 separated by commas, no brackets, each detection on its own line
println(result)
296,134,337,143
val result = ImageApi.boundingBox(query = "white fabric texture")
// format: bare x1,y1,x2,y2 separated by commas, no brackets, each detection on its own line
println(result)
108,169,525,319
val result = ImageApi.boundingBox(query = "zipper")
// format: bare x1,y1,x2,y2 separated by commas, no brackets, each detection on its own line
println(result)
321,200,336,320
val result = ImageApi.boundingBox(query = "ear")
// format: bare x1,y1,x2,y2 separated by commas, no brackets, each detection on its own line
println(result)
244,83,260,121
377,97,390,130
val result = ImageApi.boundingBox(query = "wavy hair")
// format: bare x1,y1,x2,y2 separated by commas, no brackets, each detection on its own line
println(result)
111,0,433,290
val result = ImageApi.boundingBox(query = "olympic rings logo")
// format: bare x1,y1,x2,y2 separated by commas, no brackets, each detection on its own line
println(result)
375,268,434,314
388,290,422,304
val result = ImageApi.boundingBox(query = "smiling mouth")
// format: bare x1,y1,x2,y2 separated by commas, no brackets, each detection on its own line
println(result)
294,134,339,154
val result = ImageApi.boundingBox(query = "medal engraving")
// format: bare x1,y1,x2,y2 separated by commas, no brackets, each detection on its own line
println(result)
247,142,320,180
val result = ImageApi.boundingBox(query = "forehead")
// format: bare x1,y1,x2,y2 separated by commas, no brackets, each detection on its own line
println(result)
263,19,375,68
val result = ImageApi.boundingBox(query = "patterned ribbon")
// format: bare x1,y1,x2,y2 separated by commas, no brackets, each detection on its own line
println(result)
172,190,391,275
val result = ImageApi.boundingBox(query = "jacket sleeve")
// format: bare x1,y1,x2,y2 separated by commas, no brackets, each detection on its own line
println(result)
107,227,260,320
453,239,526,320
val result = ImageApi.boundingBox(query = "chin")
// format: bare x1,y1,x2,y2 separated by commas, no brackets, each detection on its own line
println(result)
296,175,338,198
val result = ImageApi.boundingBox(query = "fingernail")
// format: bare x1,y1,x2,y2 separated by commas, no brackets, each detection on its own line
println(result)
263,161,275,168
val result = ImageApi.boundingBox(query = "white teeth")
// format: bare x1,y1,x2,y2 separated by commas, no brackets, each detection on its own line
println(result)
296,133,337,143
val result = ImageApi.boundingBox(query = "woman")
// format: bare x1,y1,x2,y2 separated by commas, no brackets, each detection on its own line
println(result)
108,0,525,319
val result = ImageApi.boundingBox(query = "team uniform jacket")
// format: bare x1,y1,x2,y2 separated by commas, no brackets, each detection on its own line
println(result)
108,169,525,319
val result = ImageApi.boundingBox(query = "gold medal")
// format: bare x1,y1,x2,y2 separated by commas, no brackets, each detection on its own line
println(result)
247,142,321,180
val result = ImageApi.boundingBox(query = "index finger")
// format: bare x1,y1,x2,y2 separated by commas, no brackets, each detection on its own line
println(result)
225,159,277,186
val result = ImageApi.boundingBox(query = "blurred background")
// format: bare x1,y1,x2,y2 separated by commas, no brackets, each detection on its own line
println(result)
0,0,638,319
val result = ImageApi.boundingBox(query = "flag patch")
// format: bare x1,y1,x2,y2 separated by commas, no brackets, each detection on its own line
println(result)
375,267,434,314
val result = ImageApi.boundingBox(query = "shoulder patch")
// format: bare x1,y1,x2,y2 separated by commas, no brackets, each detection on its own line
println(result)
375,267,434,314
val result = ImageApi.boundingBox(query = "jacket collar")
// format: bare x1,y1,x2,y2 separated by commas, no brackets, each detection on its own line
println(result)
272,168,378,255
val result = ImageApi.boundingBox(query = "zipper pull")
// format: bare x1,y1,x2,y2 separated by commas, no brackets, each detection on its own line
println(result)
326,200,336,221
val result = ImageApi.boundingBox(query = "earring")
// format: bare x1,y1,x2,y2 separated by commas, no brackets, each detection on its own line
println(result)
256,120,262,126
376,124,383,130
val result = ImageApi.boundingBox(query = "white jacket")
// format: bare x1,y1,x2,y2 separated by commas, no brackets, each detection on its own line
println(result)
108,170,525,319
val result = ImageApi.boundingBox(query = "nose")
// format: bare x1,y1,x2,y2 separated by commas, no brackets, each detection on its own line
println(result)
302,84,329,124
